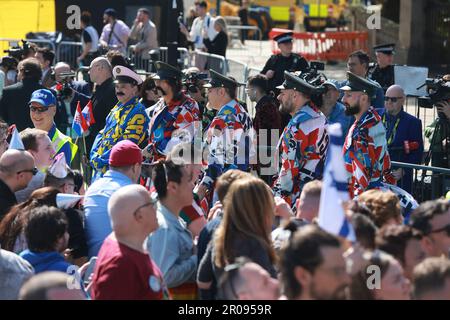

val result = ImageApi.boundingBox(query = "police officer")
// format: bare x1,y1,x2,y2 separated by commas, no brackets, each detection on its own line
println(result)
261,32,309,95
144,61,201,163
29,89,77,166
273,71,328,209
90,65,150,180
196,70,255,200
341,71,395,197
369,43,396,93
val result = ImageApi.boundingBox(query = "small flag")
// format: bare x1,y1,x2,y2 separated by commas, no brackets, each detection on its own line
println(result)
318,123,355,241
82,100,95,126
8,125,25,150
72,101,88,137
56,193,84,209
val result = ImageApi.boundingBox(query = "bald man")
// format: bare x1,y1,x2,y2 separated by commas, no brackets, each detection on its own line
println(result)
0,149,36,220
376,85,424,193
217,257,281,300
90,184,168,300
85,57,117,153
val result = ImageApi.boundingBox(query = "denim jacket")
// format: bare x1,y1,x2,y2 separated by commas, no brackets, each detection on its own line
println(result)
146,203,197,288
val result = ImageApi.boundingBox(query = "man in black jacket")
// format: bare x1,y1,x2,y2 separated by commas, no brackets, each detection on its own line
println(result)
84,57,117,153
0,58,44,131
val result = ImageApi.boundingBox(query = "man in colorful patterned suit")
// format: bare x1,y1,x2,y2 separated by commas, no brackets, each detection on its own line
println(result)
341,71,396,197
273,71,329,210
196,70,255,201
144,61,201,163
143,61,204,237
90,65,150,181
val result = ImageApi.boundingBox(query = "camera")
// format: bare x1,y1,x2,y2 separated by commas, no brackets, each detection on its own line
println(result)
55,71,76,100
417,76,450,119
295,61,327,87
3,40,30,61
183,71,208,94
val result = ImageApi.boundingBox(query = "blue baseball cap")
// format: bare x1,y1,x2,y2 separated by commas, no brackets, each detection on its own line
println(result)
29,89,56,108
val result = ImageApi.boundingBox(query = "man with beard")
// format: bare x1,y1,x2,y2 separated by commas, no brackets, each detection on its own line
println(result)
90,65,150,181
196,70,254,201
279,225,350,300
143,62,204,239
144,61,201,163
273,71,328,210
341,71,396,197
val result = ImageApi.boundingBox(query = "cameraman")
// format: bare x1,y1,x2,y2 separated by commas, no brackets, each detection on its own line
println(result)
183,67,208,115
0,58,44,131
52,62,91,129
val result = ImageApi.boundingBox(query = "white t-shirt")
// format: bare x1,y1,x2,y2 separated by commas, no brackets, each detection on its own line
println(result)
189,14,217,49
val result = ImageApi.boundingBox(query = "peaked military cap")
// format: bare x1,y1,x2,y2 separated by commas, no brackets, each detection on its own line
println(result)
276,71,319,95
373,43,396,55
203,69,240,89
341,72,380,97
274,31,294,44
113,65,143,85
151,61,182,80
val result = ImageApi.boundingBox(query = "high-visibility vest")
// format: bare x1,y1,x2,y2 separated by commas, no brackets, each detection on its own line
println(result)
50,128,78,164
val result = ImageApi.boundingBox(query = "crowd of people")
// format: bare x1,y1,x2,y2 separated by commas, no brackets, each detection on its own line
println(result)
0,1,450,301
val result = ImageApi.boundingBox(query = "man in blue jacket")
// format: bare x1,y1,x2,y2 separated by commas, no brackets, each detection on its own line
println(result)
376,84,424,193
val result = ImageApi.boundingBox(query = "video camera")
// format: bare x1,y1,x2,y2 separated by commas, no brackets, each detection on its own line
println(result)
182,71,209,94
297,61,326,87
417,76,450,119
3,40,31,61
55,71,76,100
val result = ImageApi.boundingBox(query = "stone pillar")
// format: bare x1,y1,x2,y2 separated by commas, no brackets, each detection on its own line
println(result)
399,0,426,65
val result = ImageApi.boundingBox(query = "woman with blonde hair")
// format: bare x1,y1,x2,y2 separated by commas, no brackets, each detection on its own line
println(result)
197,176,277,299
203,16,228,57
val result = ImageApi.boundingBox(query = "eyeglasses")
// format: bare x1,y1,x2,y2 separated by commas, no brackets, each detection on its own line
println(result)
132,198,158,217
384,96,402,103
17,167,38,176
429,224,450,237
30,106,49,113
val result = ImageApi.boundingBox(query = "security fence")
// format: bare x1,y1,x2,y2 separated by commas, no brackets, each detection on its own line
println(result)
391,161,450,202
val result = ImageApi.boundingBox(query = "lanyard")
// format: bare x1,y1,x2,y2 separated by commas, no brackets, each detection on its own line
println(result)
382,113,400,146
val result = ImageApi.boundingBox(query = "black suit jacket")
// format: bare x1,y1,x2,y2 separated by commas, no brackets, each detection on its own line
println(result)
0,78,45,131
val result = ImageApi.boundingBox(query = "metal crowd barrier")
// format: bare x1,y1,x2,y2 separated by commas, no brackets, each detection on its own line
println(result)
127,47,190,72
55,41,82,69
391,161,450,202
191,50,228,74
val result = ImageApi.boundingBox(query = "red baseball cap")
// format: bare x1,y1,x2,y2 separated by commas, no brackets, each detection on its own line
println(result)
109,140,143,167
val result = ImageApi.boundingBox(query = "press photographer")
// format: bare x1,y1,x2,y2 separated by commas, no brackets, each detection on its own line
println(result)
182,67,208,115
51,62,91,136
421,74,450,170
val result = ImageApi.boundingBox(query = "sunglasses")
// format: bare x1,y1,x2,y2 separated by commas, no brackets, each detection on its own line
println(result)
30,106,49,113
384,96,402,102
17,167,38,176
430,224,450,237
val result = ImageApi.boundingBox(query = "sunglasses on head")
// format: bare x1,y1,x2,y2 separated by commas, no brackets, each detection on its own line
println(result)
384,96,402,103
430,224,450,237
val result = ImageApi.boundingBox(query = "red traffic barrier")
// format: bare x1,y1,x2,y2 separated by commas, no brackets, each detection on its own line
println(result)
269,28,369,62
